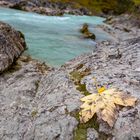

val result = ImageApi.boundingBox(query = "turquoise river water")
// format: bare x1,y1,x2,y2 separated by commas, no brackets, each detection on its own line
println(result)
0,7,110,66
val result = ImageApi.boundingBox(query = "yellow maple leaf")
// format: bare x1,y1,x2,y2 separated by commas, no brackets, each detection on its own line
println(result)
79,88,137,127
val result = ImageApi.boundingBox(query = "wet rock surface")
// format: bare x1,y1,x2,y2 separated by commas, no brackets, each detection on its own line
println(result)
0,22,26,73
0,15,140,140
80,23,96,40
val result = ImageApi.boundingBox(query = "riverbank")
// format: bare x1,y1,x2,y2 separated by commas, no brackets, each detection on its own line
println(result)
0,13,140,140
0,0,140,17
0,0,91,16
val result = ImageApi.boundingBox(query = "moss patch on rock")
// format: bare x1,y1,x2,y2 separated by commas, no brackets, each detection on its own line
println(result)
70,66,112,139
71,110,111,140
31,110,38,118
71,111,99,140
70,68,91,96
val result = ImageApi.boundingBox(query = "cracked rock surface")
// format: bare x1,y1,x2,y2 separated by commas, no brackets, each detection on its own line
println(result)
0,57,82,140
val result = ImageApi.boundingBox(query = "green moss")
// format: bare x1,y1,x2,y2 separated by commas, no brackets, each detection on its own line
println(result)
133,0,140,5
74,118,99,140
31,110,38,117
74,128,87,140
70,68,91,96
70,71,84,83
70,68,91,82
76,84,90,96
71,111,99,140
71,110,111,140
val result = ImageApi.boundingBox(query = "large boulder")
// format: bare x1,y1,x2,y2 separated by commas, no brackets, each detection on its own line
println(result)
0,21,26,73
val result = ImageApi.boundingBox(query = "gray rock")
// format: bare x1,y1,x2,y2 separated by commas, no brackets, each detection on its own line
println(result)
112,107,140,140
0,58,42,140
87,128,99,140
0,62,81,140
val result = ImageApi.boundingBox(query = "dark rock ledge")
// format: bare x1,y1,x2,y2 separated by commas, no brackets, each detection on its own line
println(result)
0,22,26,73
